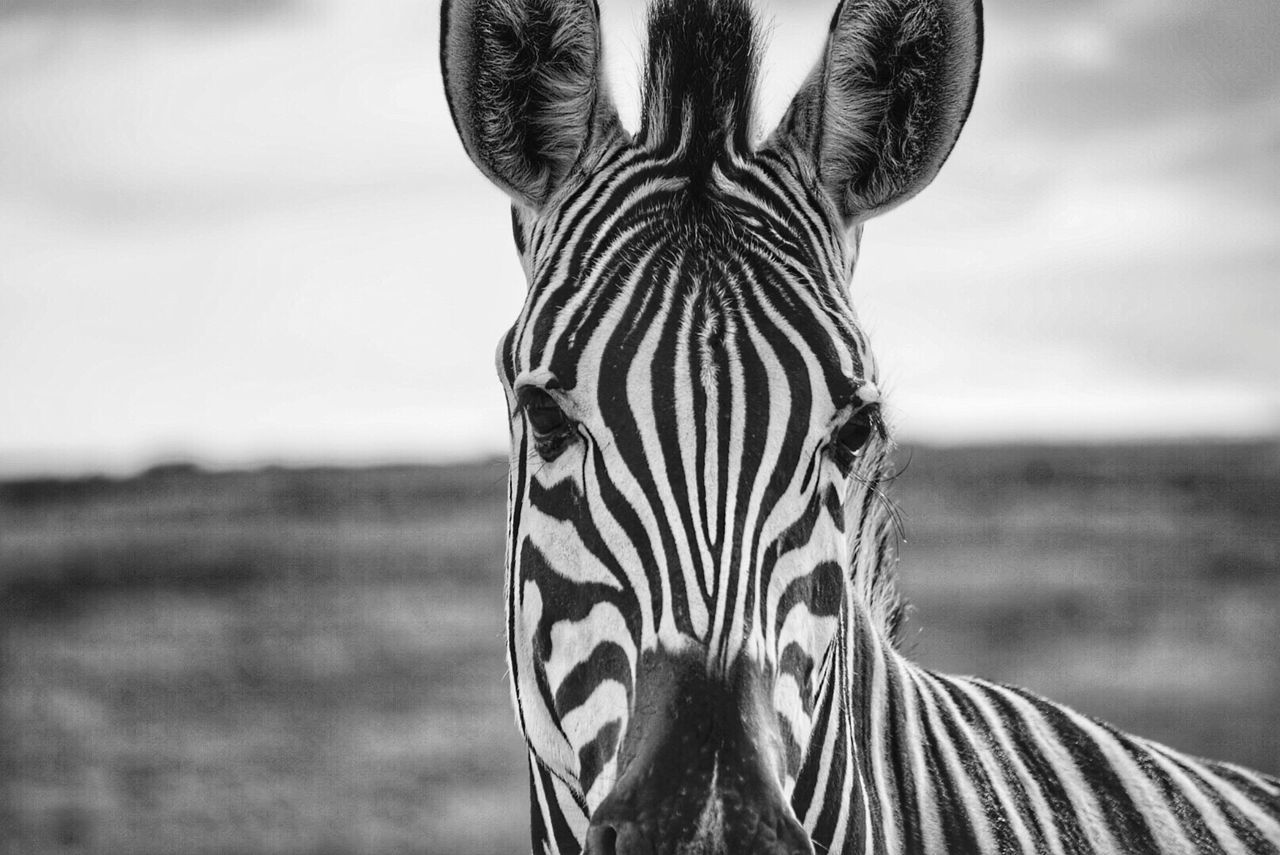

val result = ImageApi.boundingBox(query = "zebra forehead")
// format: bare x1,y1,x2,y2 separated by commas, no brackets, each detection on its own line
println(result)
513,232,869,389
522,294,867,405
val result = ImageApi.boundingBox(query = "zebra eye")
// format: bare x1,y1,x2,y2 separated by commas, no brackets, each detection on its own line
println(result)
520,388,573,456
832,405,878,473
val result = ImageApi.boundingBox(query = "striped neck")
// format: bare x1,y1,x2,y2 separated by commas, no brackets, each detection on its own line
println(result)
793,580,903,851
794,586,1280,855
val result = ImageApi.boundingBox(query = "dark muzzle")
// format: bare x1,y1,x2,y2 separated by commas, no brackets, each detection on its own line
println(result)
583,648,813,855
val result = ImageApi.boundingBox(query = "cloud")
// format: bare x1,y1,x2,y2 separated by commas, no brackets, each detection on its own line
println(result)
0,0,448,225
0,0,1277,474
992,0,1280,135
0,0,298,22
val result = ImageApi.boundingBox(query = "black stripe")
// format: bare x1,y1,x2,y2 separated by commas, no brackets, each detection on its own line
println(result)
883,660,923,854
851,619,885,850
1009,687,1162,852
1205,762,1280,814
539,761,584,855
528,756,550,855
978,683,1095,853
1107,731,1224,854
913,678,983,853
937,677,1054,853
792,647,839,819
554,643,633,717
1160,752,1280,855
577,718,622,797
809,702,850,845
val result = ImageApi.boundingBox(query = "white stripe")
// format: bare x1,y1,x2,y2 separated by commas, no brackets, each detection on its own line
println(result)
559,680,629,775
914,672,999,853
1180,756,1280,843
983,683,1125,853
623,263,686,647
864,635,900,854
526,506,623,591
898,662,947,854
1138,738,1252,855
673,288,711,639
544,601,635,694
1055,704,1192,852
924,674,1044,854
960,678,1070,855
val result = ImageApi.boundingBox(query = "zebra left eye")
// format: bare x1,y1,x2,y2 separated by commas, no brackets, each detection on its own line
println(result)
832,404,878,473
520,388,573,457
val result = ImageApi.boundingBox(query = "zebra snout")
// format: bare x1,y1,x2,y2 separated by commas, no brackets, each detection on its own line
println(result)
584,806,811,855
583,648,814,855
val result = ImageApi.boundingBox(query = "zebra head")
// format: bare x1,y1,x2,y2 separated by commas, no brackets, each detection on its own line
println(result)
442,0,981,852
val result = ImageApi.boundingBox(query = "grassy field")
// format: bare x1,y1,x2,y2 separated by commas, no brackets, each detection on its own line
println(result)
2,443,1278,854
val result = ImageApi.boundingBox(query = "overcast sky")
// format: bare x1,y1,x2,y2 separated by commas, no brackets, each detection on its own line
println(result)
1,0,1277,476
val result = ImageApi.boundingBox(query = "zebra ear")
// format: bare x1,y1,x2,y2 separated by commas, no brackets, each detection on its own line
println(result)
773,0,982,225
440,0,620,210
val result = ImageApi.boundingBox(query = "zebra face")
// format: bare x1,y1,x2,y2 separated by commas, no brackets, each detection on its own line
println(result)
442,0,981,851
496,149,888,803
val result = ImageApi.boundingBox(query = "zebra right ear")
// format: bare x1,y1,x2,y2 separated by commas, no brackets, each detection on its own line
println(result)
440,0,621,211
773,0,983,225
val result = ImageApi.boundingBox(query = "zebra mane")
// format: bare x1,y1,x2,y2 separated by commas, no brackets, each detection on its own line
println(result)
847,443,908,647
640,0,761,174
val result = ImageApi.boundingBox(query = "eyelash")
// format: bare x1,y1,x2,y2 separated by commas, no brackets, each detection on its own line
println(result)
518,388,574,459
830,403,880,475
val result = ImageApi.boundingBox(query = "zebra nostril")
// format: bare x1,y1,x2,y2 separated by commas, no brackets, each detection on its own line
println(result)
585,820,655,855
584,824,617,855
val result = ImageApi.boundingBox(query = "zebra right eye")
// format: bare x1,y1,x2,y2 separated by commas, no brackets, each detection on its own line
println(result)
831,403,880,475
520,388,573,456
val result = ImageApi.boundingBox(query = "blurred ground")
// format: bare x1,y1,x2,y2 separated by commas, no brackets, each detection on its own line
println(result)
1,442,1278,854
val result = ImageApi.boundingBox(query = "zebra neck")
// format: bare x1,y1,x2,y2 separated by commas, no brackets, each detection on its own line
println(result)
791,595,903,851
803,600,1280,855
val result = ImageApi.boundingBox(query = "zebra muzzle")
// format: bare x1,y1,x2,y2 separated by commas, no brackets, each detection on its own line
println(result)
583,648,814,855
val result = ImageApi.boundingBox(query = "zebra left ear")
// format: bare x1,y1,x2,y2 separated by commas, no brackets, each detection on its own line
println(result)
772,0,983,225
440,0,621,211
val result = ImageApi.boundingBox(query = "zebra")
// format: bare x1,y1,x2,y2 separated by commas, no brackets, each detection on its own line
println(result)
439,0,1280,852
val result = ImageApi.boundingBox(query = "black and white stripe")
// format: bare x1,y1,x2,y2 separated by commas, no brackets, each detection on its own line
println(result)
441,0,1280,852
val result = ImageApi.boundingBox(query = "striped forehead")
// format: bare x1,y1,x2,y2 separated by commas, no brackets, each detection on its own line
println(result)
506,149,872,387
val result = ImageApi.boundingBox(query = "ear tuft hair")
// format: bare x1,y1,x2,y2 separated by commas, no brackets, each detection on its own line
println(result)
640,0,761,175
773,0,982,224
441,0,617,208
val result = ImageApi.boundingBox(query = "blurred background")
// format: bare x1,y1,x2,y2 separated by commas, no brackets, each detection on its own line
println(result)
1,0,1277,853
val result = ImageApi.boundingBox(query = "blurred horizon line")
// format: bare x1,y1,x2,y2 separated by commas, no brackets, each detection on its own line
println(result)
5,432,1278,481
